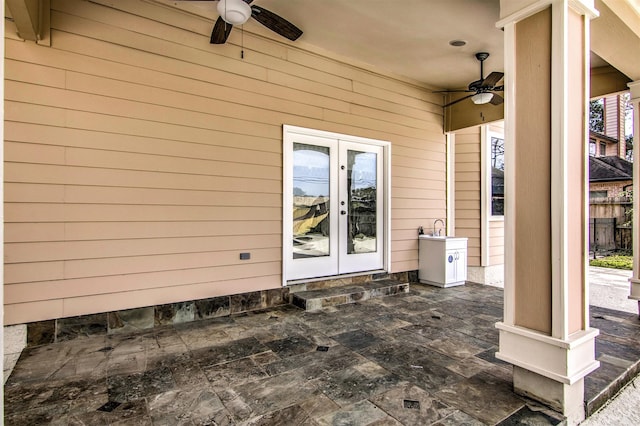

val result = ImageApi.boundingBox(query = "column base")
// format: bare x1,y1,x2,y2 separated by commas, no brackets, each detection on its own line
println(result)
514,367,585,424
629,278,640,317
496,323,599,424
629,278,640,300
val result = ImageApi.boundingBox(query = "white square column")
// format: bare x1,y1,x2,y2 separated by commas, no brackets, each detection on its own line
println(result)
629,80,640,313
495,1,600,424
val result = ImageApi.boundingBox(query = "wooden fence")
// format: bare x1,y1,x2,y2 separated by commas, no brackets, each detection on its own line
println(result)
589,217,632,253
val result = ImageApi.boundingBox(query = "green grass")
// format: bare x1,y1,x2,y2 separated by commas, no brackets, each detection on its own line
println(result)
589,255,633,270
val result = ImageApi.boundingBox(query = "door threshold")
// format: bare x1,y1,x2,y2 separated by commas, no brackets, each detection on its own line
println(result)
286,270,387,286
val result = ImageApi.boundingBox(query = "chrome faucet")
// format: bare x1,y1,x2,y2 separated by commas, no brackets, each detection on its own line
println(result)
433,219,445,237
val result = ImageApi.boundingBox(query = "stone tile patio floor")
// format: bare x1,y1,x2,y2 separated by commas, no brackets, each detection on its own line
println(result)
4,282,640,425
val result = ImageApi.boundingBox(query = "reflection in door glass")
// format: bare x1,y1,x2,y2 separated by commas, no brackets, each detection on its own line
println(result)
347,150,377,254
292,143,330,258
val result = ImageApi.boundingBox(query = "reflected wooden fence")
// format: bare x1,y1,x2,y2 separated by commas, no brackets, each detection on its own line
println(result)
589,217,632,253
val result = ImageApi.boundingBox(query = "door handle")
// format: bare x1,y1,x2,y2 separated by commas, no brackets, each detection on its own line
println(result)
341,210,347,215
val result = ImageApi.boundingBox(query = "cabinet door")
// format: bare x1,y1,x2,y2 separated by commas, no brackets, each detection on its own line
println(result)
445,250,458,283
456,249,467,282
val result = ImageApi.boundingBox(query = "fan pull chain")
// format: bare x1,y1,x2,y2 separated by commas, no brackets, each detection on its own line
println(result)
241,25,245,59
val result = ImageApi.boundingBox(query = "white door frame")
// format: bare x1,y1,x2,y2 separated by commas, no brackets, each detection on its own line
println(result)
282,125,391,285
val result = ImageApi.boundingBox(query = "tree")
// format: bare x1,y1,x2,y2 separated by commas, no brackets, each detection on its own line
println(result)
623,93,634,161
589,99,604,133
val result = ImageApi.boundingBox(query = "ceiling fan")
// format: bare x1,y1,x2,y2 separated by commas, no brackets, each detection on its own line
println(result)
438,52,504,108
181,0,303,44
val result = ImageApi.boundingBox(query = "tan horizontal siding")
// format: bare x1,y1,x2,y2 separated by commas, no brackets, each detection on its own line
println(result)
5,204,281,223
6,247,281,284
391,260,419,273
6,261,282,304
5,221,281,243
6,119,283,160
454,126,482,266
392,240,419,252
6,184,281,207
4,0,446,324
6,235,281,263
392,188,447,201
392,198,447,210
6,141,281,180
489,220,505,266
6,163,281,194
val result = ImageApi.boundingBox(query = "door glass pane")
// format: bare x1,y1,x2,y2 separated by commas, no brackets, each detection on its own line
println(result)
292,143,330,258
347,150,377,254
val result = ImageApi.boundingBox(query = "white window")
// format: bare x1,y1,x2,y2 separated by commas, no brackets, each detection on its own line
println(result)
490,136,505,216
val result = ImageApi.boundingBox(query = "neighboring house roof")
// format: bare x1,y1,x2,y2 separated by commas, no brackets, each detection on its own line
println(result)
589,156,633,182
589,130,619,144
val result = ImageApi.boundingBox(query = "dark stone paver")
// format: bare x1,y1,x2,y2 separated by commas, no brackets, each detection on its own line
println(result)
4,282,640,425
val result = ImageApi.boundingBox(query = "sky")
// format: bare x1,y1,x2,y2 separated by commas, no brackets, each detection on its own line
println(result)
293,147,377,197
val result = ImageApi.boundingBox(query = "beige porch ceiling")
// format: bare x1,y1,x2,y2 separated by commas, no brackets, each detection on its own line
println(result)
155,0,640,92
156,0,505,90
7,0,638,92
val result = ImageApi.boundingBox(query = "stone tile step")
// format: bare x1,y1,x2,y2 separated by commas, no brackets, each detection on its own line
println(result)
291,279,409,311
585,352,640,417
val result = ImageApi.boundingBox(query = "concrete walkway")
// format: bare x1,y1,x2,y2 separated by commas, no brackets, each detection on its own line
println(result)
582,266,639,426
588,266,637,314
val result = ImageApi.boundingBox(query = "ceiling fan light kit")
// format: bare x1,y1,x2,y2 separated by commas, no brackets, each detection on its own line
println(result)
217,0,252,25
437,52,504,108
471,92,493,104
204,0,303,44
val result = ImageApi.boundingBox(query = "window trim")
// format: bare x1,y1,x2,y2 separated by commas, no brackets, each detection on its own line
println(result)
481,125,505,267
486,130,505,221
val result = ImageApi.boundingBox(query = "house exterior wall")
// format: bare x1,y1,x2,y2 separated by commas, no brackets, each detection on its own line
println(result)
589,181,633,200
489,221,505,266
603,95,625,155
488,122,505,268
589,132,620,157
453,122,505,284
453,127,481,267
589,180,632,225
604,95,620,139
4,0,446,325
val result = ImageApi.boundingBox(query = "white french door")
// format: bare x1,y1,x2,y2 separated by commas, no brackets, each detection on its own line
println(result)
283,126,389,282
338,141,384,274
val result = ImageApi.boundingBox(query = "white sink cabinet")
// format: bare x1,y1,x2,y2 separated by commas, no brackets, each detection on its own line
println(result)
418,235,468,287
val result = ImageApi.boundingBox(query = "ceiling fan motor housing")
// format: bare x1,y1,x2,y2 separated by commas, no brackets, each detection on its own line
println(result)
468,79,483,91
217,0,252,25
475,52,490,62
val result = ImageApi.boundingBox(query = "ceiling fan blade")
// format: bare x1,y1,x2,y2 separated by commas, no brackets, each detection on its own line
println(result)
481,72,504,88
250,5,303,41
489,93,504,105
443,94,475,108
210,16,233,44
